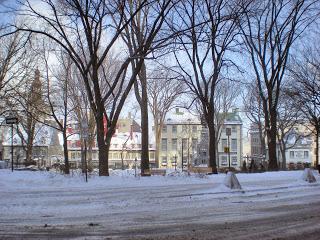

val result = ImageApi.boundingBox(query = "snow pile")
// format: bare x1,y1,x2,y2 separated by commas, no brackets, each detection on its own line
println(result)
301,168,316,183
224,171,242,189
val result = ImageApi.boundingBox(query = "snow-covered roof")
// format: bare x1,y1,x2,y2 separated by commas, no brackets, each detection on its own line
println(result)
164,108,242,125
165,109,200,125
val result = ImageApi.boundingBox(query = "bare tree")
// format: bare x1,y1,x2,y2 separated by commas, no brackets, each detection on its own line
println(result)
0,30,33,116
147,64,186,168
277,91,304,170
120,0,177,175
243,83,266,158
288,49,320,173
239,0,316,170
18,69,46,166
170,0,244,173
14,0,174,176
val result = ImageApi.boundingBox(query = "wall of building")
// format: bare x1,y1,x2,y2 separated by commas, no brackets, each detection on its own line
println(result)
158,121,243,169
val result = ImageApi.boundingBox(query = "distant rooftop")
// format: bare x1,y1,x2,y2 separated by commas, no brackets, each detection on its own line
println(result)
164,108,242,125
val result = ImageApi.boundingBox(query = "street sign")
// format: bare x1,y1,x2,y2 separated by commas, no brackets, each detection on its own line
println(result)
224,147,230,153
5,117,18,124
226,128,231,136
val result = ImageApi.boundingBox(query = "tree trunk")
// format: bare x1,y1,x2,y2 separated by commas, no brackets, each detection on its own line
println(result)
25,137,34,166
25,118,35,166
138,63,150,176
267,110,279,171
96,113,109,176
258,122,266,156
280,142,286,170
62,130,70,174
87,143,93,172
207,119,218,174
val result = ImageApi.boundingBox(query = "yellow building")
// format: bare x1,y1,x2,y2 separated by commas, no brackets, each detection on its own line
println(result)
158,109,243,169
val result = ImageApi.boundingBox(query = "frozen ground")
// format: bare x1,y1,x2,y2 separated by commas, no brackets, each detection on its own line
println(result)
1,169,320,239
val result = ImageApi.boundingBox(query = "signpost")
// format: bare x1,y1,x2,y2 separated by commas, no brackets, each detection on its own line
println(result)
5,116,18,172
226,128,231,170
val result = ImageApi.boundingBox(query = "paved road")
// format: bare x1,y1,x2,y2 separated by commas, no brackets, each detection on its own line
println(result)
1,178,320,239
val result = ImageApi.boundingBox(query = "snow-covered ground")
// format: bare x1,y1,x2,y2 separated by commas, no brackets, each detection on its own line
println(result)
1,169,320,239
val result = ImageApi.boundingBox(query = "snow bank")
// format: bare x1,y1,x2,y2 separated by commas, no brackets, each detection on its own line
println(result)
0,169,319,194
302,168,317,183
224,172,242,189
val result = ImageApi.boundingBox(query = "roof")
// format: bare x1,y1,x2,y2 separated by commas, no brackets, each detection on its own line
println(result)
164,108,242,125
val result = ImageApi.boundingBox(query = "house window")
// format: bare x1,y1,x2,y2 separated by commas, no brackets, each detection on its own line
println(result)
162,125,167,133
182,138,188,150
221,156,227,166
192,138,198,152
232,126,236,133
231,139,237,151
182,125,188,132
192,125,197,133
289,151,294,158
161,138,167,151
172,138,177,151
221,139,227,151
171,156,177,165
232,156,237,165
161,156,167,166
304,151,309,158
172,125,177,134
149,152,155,160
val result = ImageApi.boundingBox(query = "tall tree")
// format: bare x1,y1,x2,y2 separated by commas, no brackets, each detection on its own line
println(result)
147,64,185,168
120,0,177,175
239,0,316,170
15,0,174,176
21,69,45,166
171,0,243,173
